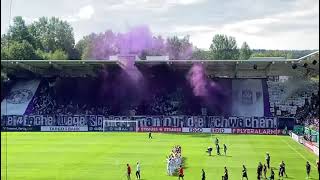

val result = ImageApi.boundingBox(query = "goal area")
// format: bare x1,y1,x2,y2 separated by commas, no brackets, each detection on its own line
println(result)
102,120,138,132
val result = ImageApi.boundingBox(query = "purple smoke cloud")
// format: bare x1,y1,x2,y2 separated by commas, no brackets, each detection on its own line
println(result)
187,63,211,97
187,63,231,115
89,25,193,60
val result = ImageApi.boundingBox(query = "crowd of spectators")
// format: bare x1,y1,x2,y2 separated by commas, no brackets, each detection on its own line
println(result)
295,92,319,132
166,145,182,176
23,77,205,116
25,82,111,116
268,78,319,132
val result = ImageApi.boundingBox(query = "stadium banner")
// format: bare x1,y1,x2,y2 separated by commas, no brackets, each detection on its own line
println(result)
1,115,295,131
231,128,284,135
207,116,278,129
137,127,182,132
182,128,211,133
231,79,264,117
211,128,232,134
1,126,40,132
40,126,88,132
2,115,89,126
1,80,40,115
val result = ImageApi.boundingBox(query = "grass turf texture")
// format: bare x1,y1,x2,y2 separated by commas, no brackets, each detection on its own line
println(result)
1,132,319,180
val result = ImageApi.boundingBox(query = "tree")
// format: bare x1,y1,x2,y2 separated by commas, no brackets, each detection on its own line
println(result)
7,16,35,47
35,49,68,60
50,49,68,60
75,34,96,59
239,42,252,60
6,40,38,60
166,35,193,60
29,17,75,58
209,34,239,60
191,48,212,60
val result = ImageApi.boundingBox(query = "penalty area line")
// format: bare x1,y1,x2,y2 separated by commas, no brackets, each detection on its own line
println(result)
281,138,316,168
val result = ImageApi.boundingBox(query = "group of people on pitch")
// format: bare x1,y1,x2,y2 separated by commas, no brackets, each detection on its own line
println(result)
126,162,141,180
254,153,318,180
167,145,183,176
207,137,228,156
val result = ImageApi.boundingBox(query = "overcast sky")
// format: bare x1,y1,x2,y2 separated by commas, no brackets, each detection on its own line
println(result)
1,0,319,50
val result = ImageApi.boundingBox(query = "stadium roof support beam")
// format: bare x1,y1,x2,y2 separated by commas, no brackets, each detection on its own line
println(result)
298,50,319,61
264,62,273,76
234,62,238,78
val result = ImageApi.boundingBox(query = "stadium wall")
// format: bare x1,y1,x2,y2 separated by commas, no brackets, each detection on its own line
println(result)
290,132,319,156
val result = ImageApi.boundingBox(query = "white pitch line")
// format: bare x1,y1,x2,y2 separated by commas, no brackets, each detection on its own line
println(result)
281,138,316,168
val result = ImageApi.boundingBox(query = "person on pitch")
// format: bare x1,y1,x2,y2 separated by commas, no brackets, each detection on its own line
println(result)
222,166,228,180
207,146,213,156
136,161,141,179
178,165,184,180
242,165,248,180
263,164,267,179
257,162,263,180
223,144,227,156
269,168,275,180
266,152,271,169
279,162,284,179
201,169,206,180
281,160,287,177
215,137,219,147
306,161,311,179
217,144,221,155
148,132,152,139
127,164,131,180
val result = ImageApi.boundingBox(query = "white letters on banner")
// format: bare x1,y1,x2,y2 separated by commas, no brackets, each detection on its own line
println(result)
2,115,292,130
41,126,88,132
211,128,232,134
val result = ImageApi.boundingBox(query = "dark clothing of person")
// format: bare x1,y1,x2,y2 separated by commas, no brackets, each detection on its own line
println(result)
135,171,140,179
202,171,206,180
306,163,311,175
263,165,267,177
257,164,262,179
242,168,248,178
207,147,212,156
270,170,275,180
266,155,271,169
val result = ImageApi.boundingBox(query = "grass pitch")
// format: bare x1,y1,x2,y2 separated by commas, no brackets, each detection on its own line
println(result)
1,132,319,180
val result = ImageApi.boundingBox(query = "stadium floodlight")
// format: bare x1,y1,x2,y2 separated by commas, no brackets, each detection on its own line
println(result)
312,60,317,65
292,64,297,69
253,64,257,70
103,120,138,132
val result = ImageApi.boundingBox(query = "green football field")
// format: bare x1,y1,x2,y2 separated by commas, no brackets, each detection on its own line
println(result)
1,132,319,180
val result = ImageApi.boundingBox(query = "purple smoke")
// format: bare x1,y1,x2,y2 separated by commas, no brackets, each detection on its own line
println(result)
187,63,230,114
89,25,193,60
187,63,212,97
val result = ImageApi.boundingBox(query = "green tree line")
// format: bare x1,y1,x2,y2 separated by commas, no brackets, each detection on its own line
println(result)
1,16,315,60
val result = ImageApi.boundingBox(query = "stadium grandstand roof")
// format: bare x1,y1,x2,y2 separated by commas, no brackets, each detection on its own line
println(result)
1,51,318,79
